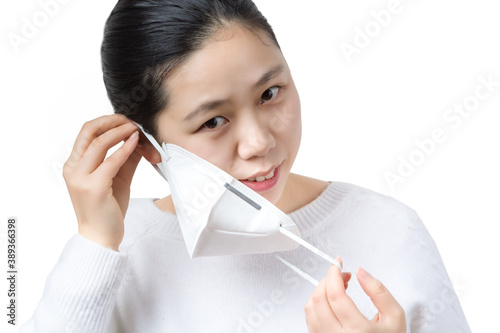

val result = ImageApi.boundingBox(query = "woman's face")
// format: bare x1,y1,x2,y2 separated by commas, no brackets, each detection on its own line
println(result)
155,25,301,208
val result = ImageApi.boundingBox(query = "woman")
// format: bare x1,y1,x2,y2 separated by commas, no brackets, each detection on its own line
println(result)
21,0,470,332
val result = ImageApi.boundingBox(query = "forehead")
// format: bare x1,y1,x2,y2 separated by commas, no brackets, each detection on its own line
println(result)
163,25,287,114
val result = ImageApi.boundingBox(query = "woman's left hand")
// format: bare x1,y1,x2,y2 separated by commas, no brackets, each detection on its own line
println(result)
305,257,406,333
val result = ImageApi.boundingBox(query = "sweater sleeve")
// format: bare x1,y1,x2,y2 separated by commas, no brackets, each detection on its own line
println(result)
20,234,128,333
402,211,471,333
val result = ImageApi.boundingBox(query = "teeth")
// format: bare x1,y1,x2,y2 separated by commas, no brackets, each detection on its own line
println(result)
246,169,275,182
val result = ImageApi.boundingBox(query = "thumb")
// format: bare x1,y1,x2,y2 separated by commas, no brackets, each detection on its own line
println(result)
356,267,405,320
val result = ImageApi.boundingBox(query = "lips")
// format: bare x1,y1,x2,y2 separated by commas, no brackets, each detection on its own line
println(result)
240,164,280,182
238,163,282,192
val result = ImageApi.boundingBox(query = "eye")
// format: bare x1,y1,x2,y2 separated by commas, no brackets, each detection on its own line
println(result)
201,116,227,130
261,86,280,104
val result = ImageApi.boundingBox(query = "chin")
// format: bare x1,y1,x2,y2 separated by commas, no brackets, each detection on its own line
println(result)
263,191,281,205
265,177,288,208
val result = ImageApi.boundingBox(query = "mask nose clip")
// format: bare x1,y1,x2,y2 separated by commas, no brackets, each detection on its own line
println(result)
224,183,261,210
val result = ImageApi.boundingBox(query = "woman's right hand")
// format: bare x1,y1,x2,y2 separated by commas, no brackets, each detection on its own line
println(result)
305,257,406,333
63,114,159,251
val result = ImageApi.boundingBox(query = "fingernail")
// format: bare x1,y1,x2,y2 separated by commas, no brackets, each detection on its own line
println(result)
128,131,139,141
358,267,371,280
334,256,342,269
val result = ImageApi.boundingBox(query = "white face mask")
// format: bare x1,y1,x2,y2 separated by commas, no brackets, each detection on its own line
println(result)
136,124,341,281
137,124,300,257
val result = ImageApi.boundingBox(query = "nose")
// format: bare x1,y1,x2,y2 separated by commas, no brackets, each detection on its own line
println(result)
237,115,276,160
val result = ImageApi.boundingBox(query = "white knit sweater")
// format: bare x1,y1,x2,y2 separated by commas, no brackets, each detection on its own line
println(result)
20,181,470,332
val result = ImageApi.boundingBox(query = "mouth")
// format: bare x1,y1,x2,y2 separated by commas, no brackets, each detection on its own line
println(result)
244,168,276,182
238,163,282,192
239,163,280,182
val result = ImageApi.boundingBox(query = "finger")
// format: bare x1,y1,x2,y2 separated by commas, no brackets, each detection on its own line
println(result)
342,272,352,289
337,257,351,289
305,270,353,332
66,114,132,168
112,149,143,209
78,122,138,174
305,297,321,332
114,148,142,188
357,267,406,319
307,278,342,331
95,131,140,181
325,258,368,329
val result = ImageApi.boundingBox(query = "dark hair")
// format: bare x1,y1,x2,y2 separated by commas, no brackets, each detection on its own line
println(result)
101,0,280,138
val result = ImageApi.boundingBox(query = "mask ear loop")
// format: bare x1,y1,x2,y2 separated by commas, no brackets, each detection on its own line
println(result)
134,122,170,181
276,227,342,287
274,255,320,286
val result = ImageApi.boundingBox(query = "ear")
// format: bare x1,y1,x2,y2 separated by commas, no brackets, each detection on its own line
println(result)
135,132,162,164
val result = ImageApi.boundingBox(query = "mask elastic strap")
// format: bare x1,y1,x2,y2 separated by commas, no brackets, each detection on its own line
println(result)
276,227,342,287
134,122,170,181
274,255,320,286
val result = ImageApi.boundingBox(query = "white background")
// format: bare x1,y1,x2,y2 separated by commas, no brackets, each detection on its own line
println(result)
1,0,498,331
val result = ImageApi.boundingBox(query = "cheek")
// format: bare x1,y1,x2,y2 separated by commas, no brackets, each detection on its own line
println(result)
275,91,301,148
157,115,233,171
187,142,232,171
287,111,302,156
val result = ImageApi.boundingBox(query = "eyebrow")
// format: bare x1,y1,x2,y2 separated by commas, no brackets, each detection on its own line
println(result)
183,64,285,122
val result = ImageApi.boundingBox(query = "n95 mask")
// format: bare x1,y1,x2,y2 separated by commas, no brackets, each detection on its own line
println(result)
136,124,300,258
